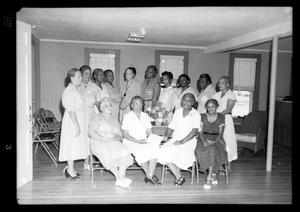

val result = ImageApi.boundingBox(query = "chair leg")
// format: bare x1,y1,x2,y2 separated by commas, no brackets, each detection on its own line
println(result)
161,165,165,183
191,162,195,185
225,164,229,184
40,142,57,166
34,142,39,155
196,161,199,183
90,152,94,183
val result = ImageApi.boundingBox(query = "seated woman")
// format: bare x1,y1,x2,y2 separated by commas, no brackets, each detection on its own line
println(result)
158,93,200,187
88,97,134,188
122,96,162,185
194,99,228,190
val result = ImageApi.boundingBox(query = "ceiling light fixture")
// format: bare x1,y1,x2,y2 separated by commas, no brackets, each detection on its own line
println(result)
127,27,146,42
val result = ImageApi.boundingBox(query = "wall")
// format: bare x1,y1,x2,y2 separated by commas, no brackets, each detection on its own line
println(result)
39,41,292,120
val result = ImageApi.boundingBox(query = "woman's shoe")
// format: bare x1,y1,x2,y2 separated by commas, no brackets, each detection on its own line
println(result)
204,177,212,189
174,176,185,187
115,179,130,188
203,183,212,190
124,178,132,185
211,173,218,185
64,168,79,180
151,175,161,185
144,177,155,185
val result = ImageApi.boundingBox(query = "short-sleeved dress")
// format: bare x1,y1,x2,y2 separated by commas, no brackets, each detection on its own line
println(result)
174,86,198,110
195,113,228,173
58,83,89,161
141,78,160,111
122,111,162,165
89,114,133,171
212,89,238,162
157,108,200,170
196,84,216,114
120,79,142,122
103,82,122,121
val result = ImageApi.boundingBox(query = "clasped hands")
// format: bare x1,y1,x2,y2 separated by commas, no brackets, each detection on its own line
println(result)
203,139,217,147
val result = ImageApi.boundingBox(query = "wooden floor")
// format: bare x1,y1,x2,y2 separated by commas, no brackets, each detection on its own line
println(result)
17,144,292,204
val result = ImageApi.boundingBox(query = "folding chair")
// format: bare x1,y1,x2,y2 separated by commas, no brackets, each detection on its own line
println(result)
39,108,61,131
32,118,58,166
161,161,197,185
33,112,60,149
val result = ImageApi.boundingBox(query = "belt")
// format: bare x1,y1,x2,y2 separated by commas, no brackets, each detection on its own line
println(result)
203,132,219,135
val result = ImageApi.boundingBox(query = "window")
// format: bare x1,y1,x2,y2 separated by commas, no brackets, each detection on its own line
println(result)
155,50,189,86
229,53,261,117
84,48,120,87
89,53,116,74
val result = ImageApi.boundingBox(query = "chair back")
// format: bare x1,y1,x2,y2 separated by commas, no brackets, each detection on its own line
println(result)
240,111,267,134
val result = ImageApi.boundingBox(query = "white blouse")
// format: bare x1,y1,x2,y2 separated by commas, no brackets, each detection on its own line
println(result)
158,86,177,111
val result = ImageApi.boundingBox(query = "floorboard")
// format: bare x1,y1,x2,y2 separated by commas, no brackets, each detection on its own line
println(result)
17,143,292,204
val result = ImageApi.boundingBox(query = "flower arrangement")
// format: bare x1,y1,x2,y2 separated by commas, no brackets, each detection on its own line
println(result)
146,102,172,126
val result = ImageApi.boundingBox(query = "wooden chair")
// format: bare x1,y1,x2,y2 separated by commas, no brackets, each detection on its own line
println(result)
235,111,268,154
161,160,197,185
32,117,58,166
195,160,229,184
89,151,106,183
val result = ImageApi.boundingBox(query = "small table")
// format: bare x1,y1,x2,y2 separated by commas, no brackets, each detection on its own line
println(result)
151,122,168,136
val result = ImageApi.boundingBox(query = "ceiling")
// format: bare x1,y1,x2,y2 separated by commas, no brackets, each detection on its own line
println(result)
17,7,292,52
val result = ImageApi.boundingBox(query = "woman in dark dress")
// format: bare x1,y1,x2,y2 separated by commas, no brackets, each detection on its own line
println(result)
195,99,228,190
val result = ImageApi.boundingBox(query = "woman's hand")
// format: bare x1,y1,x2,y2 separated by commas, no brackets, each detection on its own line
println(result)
174,140,183,145
203,139,209,147
138,139,148,144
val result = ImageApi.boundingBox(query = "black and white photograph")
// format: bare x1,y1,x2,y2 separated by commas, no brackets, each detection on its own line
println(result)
16,6,292,204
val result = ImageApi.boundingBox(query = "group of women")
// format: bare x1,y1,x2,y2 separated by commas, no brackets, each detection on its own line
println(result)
58,64,238,190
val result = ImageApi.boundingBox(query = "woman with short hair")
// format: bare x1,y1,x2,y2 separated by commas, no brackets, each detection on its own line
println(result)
119,67,142,122
59,68,89,179
88,97,134,188
196,73,216,114
122,96,162,185
195,98,228,190
212,76,238,171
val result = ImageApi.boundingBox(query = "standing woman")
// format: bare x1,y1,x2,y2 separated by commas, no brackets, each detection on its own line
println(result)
103,69,122,121
59,68,89,179
212,76,238,171
158,71,177,112
92,68,109,110
196,73,216,114
120,67,142,122
174,74,198,110
79,65,101,170
141,65,161,111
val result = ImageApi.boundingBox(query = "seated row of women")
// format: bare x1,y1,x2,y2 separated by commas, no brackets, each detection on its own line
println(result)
88,94,227,190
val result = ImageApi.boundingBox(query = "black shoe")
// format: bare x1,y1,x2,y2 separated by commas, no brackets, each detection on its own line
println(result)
144,177,155,185
64,168,79,180
174,176,185,187
152,175,161,185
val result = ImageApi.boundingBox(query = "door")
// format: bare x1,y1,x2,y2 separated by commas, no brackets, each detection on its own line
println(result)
17,20,32,189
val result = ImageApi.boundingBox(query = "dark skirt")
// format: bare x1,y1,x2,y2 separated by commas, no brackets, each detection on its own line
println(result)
195,138,228,173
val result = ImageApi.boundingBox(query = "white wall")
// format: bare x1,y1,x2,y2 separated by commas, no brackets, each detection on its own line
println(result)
39,41,292,120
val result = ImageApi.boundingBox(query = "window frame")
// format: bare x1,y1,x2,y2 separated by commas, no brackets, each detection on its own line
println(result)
229,53,261,112
84,48,121,88
155,50,189,76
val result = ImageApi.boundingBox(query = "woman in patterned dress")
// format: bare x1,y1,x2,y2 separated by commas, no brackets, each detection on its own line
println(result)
141,65,161,111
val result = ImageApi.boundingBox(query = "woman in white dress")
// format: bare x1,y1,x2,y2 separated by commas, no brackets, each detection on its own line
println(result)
59,68,89,180
158,93,200,186
174,74,198,110
212,76,238,171
122,96,162,185
119,67,142,122
196,73,216,114
88,98,133,188
78,65,101,171
158,71,177,112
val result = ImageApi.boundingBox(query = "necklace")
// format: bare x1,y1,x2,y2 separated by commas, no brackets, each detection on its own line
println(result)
123,79,134,97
